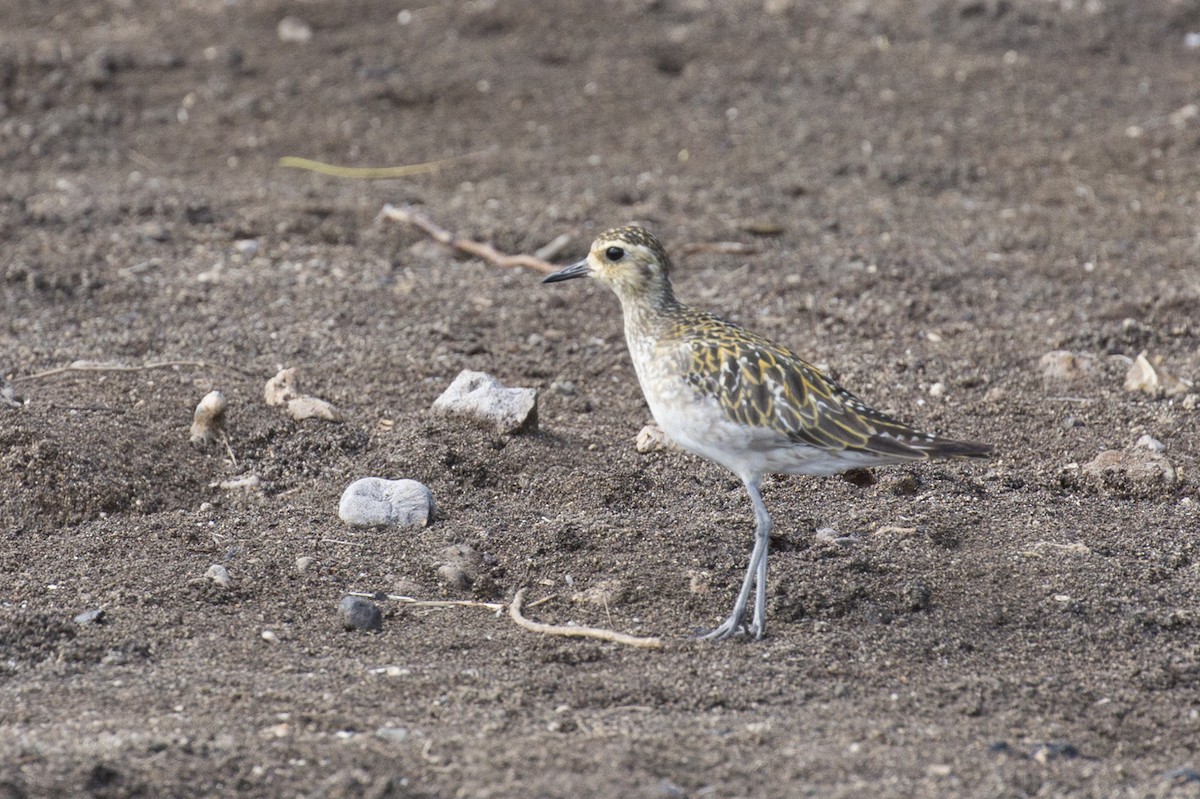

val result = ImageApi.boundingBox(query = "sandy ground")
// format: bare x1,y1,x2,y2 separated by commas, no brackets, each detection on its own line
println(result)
3,0,1200,796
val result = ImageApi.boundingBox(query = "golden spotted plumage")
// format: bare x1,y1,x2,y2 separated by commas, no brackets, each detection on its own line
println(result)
544,225,991,640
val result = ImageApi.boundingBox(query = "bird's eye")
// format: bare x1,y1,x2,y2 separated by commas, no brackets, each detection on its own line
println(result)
605,246,626,262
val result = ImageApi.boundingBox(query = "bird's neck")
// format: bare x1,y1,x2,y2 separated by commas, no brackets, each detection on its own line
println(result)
617,282,682,338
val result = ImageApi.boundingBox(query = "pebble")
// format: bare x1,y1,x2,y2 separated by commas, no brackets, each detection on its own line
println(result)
264,367,300,406
374,726,410,743
339,477,435,528
189,390,227,446
1081,449,1177,489
1,376,20,407
295,556,315,573
73,608,105,625
287,396,341,422
234,239,259,258
1135,434,1166,453
436,543,483,591
1039,350,1094,384
635,423,676,453
205,564,231,587
339,596,383,631
1125,351,1192,397
815,527,858,547
572,578,626,607
277,16,313,43
218,473,260,490
261,629,280,644
432,370,538,435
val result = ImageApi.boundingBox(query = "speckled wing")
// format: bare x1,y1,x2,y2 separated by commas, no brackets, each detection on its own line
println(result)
676,314,991,461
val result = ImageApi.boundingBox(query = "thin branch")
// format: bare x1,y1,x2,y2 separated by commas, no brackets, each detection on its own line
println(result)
279,153,478,180
508,587,663,649
381,204,559,274
15,360,214,382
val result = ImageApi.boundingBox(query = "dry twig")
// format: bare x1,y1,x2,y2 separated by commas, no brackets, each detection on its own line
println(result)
381,204,559,274
279,153,477,180
509,587,663,649
15,360,214,382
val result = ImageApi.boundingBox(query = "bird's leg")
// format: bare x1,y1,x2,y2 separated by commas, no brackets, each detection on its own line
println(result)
747,480,772,639
700,478,772,641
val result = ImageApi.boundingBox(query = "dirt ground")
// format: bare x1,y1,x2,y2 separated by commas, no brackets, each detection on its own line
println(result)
3,0,1200,796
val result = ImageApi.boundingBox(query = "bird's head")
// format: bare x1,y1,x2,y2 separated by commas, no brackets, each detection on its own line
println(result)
543,225,675,305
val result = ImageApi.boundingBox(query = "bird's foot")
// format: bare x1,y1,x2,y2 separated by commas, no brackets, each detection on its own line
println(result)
696,614,765,642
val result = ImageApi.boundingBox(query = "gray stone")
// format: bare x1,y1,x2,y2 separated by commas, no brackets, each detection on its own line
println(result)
73,608,105,625
205,564,232,587
339,477,435,528
339,596,382,631
432,370,538,434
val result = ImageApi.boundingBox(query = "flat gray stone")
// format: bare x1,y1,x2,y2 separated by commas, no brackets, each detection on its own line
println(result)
432,370,538,435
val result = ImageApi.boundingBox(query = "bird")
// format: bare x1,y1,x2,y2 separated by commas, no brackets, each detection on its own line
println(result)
543,225,992,641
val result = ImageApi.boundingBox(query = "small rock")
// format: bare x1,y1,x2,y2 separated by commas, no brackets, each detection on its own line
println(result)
287,395,341,422
277,16,313,43
1081,449,1177,491
1039,350,1094,384
374,726,410,743
73,608,105,625
206,564,231,587
235,239,259,258
189,390,227,446
436,564,471,591
436,543,483,591
218,473,260,490
572,578,626,607
295,556,315,573
1125,351,1192,397
1,376,20,408
815,527,858,547
928,381,946,398
841,467,876,487
261,629,280,644
339,477,435,528
887,473,920,495
636,423,676,453
1135,434,1166,453
1031,742,1081,764
432,370,538,435
686,569,711,595
339,596,382,631
264,368,300,406
139,222,170,242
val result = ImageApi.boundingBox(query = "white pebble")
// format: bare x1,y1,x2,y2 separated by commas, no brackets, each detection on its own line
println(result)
277,16,312,43
205,564,231,587
432,370,538,434
190,390,227,446
287,395,341,422
1135,434,1165,453
339,477,435,528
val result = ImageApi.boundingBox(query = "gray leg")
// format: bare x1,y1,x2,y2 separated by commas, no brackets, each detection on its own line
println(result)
747,481,772,639
700,478,773,641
